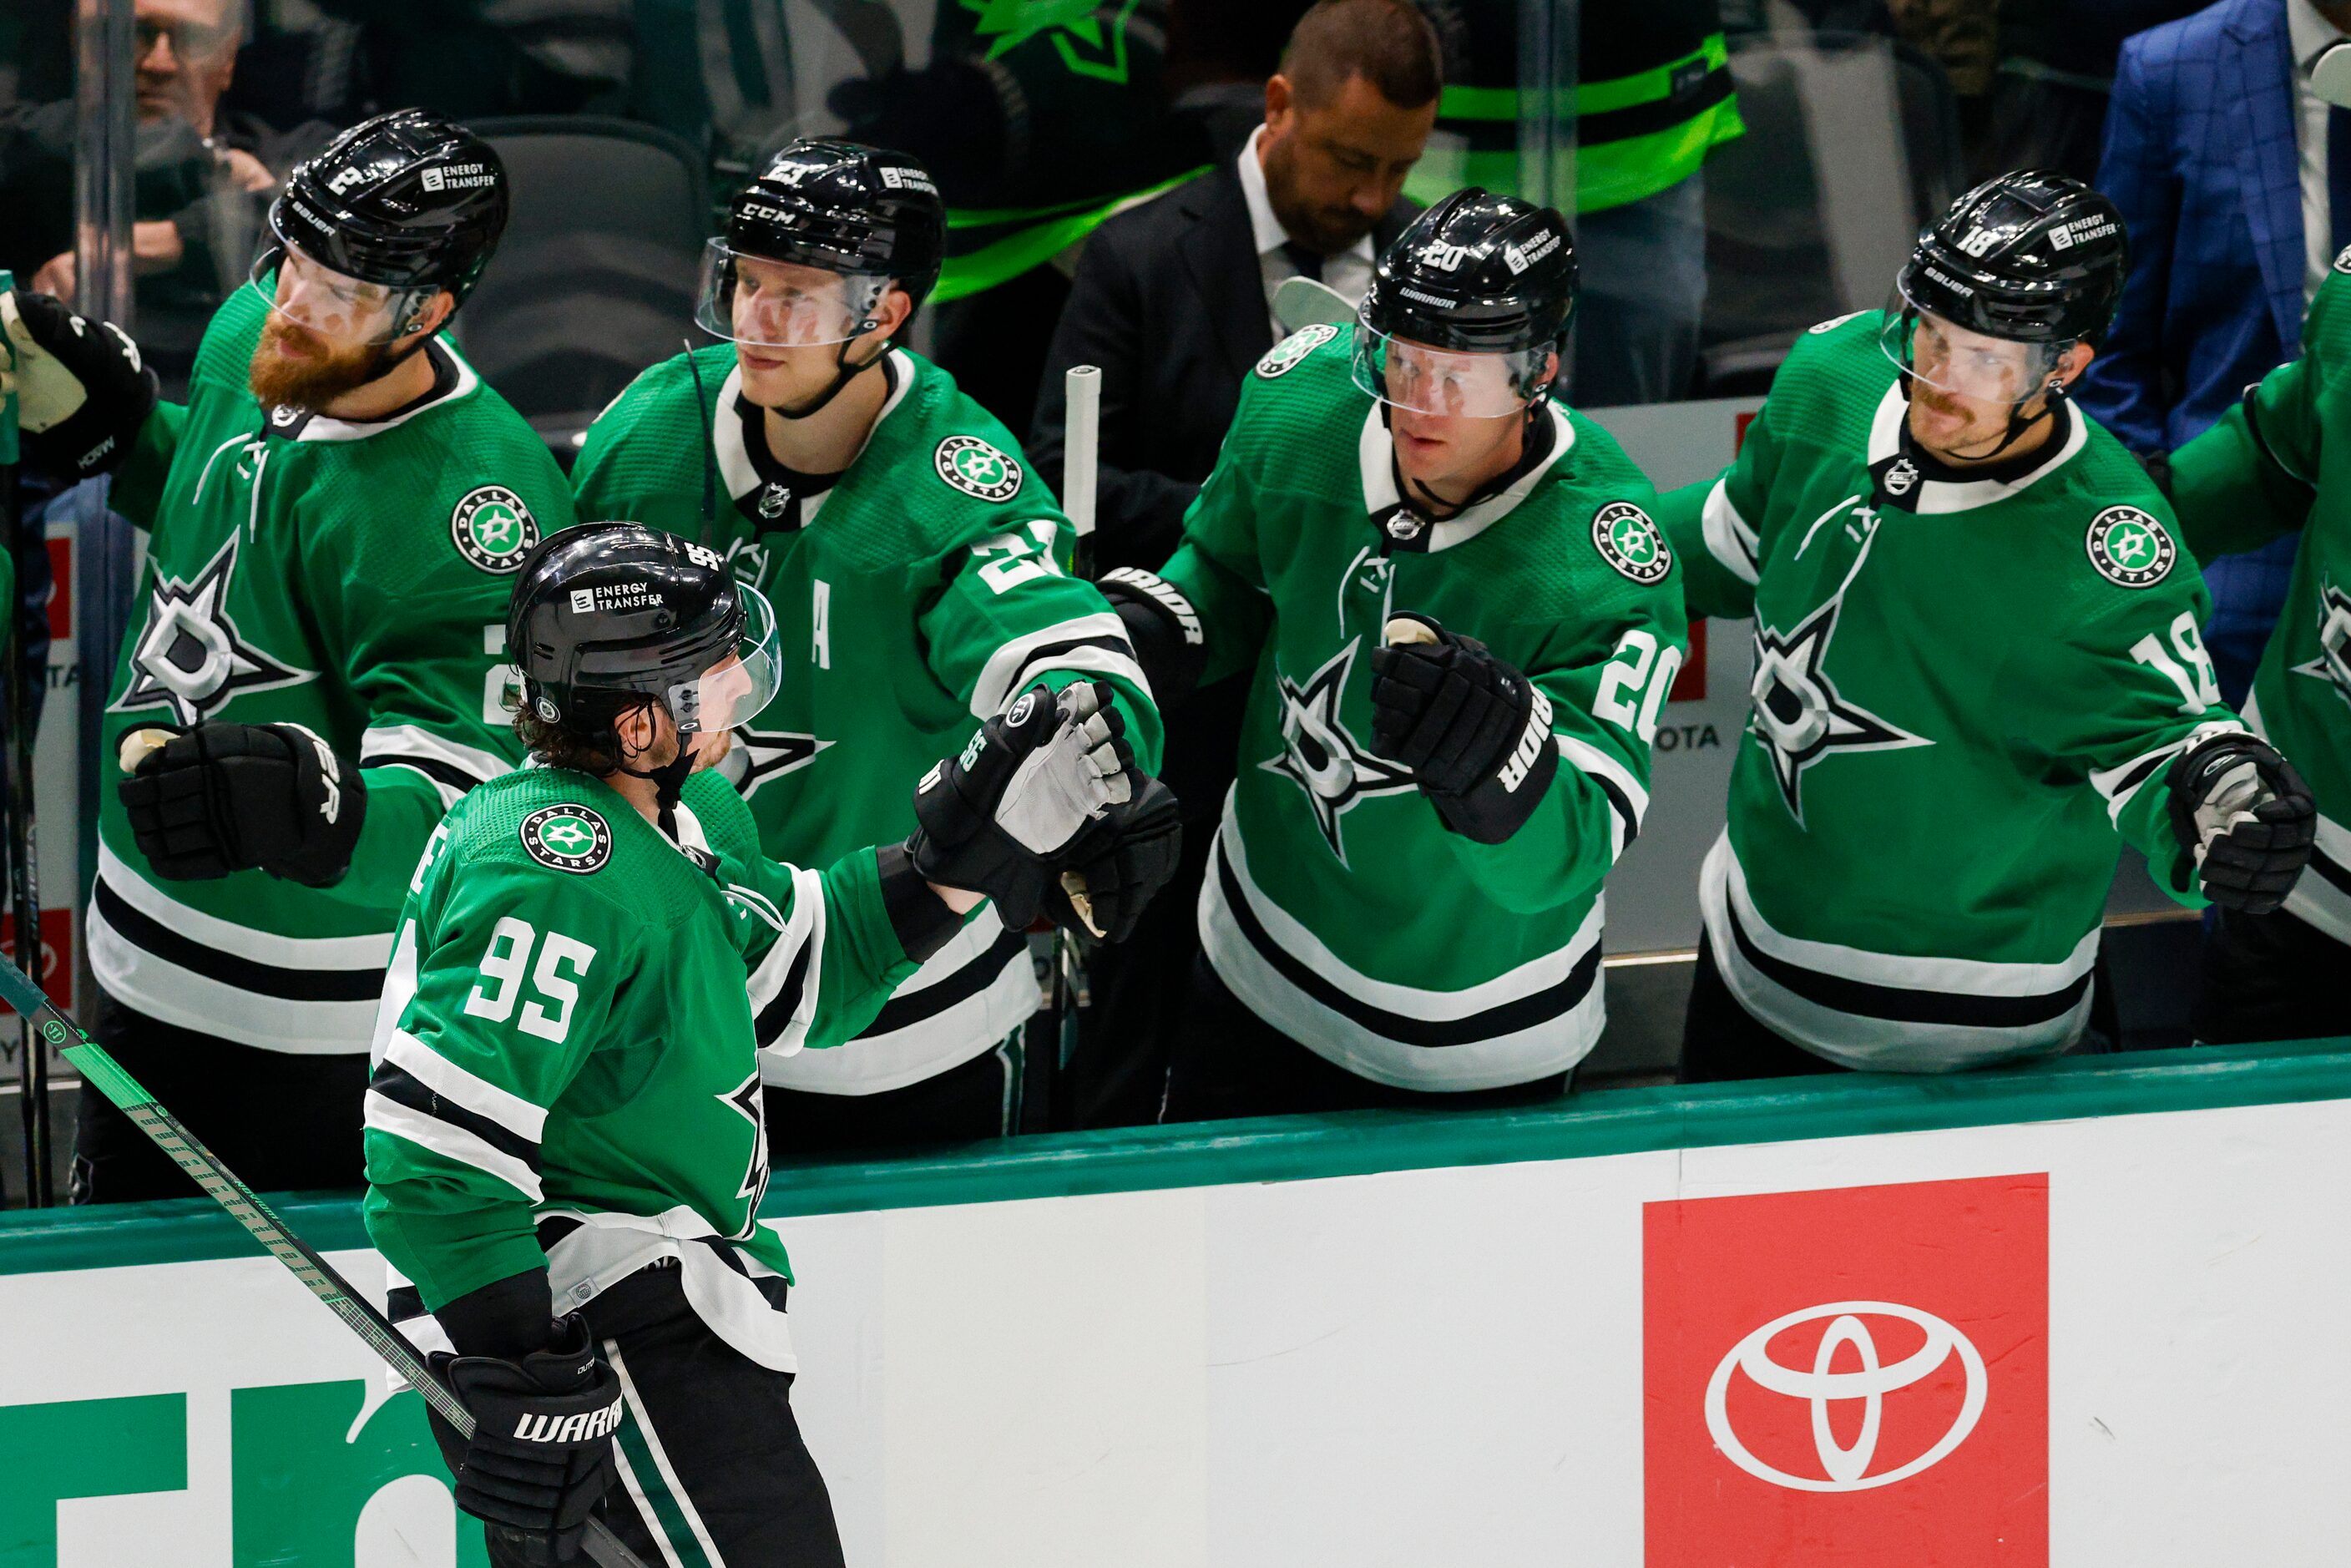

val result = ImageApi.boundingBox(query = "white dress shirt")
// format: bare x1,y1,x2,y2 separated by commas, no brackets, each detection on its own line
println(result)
1236,124,1376,338
2290,0,2351,304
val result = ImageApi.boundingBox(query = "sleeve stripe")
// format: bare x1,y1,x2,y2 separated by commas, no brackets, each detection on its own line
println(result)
361,726,509,808
1556,735,1651,860
381,1027,549,1142
999,641,1155,713
363,1091,544,1201
370,1065,542,1171
1701,478,1762,586
742,869,819,1014
2089,719,2245,824
755,865,827,1055
969,614,1140,716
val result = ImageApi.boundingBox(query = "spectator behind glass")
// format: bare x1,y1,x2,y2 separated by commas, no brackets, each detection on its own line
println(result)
2075,0,2330,703
1981,0,2207,182
1025,0,1438,1127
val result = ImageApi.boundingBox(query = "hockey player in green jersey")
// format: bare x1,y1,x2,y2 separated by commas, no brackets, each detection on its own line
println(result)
573,139,1176,1150
367,524,1140,1567
1,110,577,1201
1107,190,1688,1115
1654,171,2315,1081
2158,245,2351,1044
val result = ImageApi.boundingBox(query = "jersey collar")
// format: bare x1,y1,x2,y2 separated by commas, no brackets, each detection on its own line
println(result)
1863,380,2086,514
712,347,918,527
1356,399,1576,552
263,338,478,444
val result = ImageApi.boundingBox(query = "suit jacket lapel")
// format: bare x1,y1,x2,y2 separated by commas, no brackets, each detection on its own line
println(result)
1182,165,1273,375
2225,0,2308,347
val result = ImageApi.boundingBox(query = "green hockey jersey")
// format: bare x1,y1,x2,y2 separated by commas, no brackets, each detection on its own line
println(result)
1161,325,1688,1090
91,282,575,1054
365,767,917,1373
572,345,1160,1093
1656,311,2242,1070
2170,258,2351,949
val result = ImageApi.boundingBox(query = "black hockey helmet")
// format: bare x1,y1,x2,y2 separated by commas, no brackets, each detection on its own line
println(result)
258,109,509,330
509,524,781,742
1890,170,2127,352
1353,188,1576,415
695,138,947,347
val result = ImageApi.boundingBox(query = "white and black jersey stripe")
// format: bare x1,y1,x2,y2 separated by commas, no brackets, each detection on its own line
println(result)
365,1026,549,1200
1699,833,2099,1070
967,614,1153,719
1199,811,1607,1091
758,912,1038,1094
359,724,510,809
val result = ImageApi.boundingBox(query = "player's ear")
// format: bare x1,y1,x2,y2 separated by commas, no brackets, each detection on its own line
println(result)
872,282,913,342
2054,340,2095,390
397,289,456,349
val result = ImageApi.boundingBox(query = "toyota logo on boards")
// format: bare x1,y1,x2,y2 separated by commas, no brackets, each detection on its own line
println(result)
1644,1175,2048,1566
1704,1301,1987,1492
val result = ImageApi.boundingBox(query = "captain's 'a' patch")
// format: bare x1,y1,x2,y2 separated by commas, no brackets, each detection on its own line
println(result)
935,436,1024,502
519,803,614,873
1591,501,1673,584
2085,505,2177,588
1256,322,1338,377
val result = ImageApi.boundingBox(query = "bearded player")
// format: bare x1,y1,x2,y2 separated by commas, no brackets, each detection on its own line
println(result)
1652,171,2314,1080
369,524,1137,1566
573,139,1176,1151
1,109,576,1201
1108,191,1688,1115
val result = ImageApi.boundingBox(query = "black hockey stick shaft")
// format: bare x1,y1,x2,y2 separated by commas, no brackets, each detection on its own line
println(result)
0,281,48,1206
0,959,650,1568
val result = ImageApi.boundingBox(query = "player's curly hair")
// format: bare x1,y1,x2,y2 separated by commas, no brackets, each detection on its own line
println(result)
512,691,655,776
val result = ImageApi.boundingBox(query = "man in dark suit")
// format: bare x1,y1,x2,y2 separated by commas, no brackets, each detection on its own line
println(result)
1030,0,1440,1124
2076,0,2325,701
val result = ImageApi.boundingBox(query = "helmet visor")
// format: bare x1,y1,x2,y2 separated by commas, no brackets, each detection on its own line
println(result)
247,240,438,346
1351,316,1546,417
666,584,783,734
1878,285,2067,405
695,240,890,349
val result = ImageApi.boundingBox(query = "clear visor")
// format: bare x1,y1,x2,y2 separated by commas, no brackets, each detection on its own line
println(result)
666,584,784,733
1350,318,1546,418
1878,286,2067,406
695,240,890,349
247,242,437,346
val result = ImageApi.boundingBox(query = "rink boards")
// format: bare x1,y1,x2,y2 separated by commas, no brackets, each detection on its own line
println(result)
3,1041,2350,1566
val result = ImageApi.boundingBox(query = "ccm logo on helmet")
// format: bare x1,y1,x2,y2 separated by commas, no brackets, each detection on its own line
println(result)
512,1403,623,1444
1503,230,1561,275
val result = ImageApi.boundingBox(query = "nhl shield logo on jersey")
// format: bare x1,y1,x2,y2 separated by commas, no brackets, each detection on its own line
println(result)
113,536,315,726
451,486,542,574
1256,322,1339,378
2085,506,2176,588
935,436,1024,502
520,804,613,874
1592,502,1672,584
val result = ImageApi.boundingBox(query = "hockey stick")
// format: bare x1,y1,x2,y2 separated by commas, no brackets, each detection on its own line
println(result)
0,268,49,1206
1272,275,1354,336
1047,365,1103,1127
0,955,652,1568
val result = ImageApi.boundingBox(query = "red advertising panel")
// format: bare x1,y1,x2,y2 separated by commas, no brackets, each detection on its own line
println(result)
1646,1175,2049,1565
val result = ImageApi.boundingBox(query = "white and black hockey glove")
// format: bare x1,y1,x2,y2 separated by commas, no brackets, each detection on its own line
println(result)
1369,613,1558,845
1,288,158,479
1098,567,1208,705
1044,775,1184,943
2166,731,2315,913
425,1313,623,1568
906,681,1135,927
119,722,367,887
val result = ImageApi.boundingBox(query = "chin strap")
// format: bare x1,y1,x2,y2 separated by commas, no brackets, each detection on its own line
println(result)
619,745,697,836
770,336,892,420
1899,368,2063,463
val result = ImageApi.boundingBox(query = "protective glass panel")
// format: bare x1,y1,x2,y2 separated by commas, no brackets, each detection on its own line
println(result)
1350,319,1546,418
247,242,437,346
1878,286,2066,407
693,240,889,348
667,584,783,733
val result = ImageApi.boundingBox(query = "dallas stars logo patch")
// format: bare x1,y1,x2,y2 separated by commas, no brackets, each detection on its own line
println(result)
519,804,613,874
936,436,1023,502
2086,506,2175,588
1256,322,1337,378
1591,501,1671,584
2292,579,2351,706
1748,598,1931,823
113,536,314,726
451,486,540,574
1259,639,1415,862
734,724,835,799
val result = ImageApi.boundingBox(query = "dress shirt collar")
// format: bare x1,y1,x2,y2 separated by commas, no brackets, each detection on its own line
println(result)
2291,0,2347,74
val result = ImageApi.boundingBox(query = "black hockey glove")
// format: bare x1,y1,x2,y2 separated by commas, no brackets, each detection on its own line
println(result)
906,681,1135,927
1368,613,1558,845
1098,568,1208,706
119,722,367,887
1044,775,1183,943
2,288,159,479
425,1313,622,1568
2166,731,2315,913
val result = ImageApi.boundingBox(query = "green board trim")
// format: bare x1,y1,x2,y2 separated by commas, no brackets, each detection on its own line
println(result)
5,1040,2348,1277
936,164,1211,301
